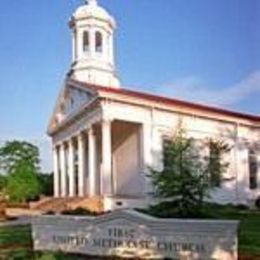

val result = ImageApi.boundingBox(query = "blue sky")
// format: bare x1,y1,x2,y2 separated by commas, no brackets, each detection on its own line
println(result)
0,0,259,171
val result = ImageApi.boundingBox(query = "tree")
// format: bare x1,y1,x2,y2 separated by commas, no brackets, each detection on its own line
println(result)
0,175,7,191
149,129,230,218
38,173,54,196
0,141,41,202
0,141,40,174
6,161,41,203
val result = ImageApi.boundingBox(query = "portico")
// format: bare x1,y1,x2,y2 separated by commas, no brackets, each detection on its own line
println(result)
52,119,145,203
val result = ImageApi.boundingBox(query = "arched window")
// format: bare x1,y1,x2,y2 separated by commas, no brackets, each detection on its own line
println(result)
83,31,89,52
249,149,258,190
95,31,103,53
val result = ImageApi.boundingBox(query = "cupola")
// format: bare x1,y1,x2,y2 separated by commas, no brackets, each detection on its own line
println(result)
69,0,120,88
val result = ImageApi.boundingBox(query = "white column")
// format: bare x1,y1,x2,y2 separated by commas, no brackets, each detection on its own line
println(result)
68,139,75,197
53,146,60,198
60,143,67,198
102,120,113,196
72,29,76,61
78,133,86,197
88,128,97,196
109,34,114,65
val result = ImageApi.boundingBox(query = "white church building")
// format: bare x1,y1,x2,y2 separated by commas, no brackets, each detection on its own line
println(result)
48,0,260,211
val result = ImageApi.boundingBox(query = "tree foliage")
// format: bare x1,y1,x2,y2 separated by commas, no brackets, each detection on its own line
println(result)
0,141,41,202
0,175,7,191
6,161,41,202
149,129,230,218
0,141,40,174
38,173,53,196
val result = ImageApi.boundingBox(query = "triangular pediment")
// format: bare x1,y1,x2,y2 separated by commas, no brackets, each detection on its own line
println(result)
48,79,98,134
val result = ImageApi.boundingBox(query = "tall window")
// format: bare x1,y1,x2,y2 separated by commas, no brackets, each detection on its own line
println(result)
162,139,172,169
83,31,89,52
249,149,258,190
95,31,103,53
208,140,228,187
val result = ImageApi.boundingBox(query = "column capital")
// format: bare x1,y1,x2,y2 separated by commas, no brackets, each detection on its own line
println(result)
77,131,85,140
88,127,95,136
102,118,112,124
60,141,67,149
52,145,59,151
68,137,74,145
101,119,113,131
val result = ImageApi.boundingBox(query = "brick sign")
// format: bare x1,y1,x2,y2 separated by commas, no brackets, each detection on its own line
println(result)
32,209,239,260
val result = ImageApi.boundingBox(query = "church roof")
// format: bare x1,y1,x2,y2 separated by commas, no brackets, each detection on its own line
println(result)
71,79,260,124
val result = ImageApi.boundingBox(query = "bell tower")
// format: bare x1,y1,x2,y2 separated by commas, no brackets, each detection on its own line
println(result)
69,0,120,88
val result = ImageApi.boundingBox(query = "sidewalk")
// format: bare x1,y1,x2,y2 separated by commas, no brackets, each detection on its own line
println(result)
0,216,31,227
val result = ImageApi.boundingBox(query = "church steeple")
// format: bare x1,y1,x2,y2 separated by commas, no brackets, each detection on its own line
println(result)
69,0,120,88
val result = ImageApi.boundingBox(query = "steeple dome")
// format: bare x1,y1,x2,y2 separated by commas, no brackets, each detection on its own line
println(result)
69,0,120,88
73,0,115,26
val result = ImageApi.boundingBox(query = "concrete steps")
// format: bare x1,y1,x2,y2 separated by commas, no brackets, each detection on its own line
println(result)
29,197,104,213
67,197,104,212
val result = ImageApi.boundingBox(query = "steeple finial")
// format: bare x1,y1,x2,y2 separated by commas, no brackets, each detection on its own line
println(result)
87,0,97,6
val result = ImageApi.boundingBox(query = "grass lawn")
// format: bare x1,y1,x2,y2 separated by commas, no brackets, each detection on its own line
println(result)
205,204,260,257
0,225,34,259
0,205,259,259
